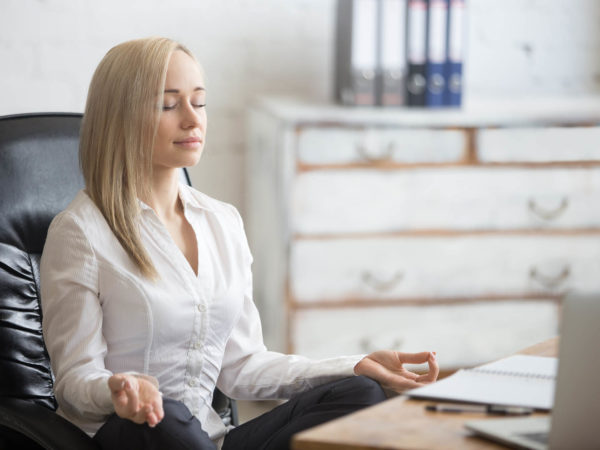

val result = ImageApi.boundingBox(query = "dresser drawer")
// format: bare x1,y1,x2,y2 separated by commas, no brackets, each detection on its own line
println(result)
292,167,600,234
297,127,466,165
290,235,600,302
291,300,558,368
478,126,600,163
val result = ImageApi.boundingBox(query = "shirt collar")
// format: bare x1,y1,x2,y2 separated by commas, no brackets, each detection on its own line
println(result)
138,183,214,214
177,183,215,213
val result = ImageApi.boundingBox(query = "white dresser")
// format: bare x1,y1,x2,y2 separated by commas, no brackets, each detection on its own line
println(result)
245,97,600,369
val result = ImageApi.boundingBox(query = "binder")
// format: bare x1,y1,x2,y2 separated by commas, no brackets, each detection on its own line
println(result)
444,0,465,106
335,0,379,106
425,0,448,107
378,0,408,106
406,0,428,106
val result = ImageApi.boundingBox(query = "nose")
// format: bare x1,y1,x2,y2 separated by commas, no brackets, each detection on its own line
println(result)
181,102,203,129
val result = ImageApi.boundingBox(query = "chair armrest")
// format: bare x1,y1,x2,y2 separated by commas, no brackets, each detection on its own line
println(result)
212,388,239,427
0,397,99,450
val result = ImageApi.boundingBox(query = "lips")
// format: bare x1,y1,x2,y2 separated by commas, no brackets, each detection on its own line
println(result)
174,136,202,144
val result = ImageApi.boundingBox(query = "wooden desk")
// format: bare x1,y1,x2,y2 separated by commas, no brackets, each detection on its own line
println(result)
292,338,558,450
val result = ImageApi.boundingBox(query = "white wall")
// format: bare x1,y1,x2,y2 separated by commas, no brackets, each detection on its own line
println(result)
1,0,599,217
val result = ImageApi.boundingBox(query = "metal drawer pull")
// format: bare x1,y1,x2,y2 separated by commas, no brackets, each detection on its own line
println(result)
356,142,395,163
359,338,404,353
359,338,373,353
361,271,404,292
528,197,569,221
529,265,571,289
390,339,404,350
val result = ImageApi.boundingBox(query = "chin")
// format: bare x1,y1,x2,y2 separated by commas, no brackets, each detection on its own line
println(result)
186,150,203,167
176,150,204,168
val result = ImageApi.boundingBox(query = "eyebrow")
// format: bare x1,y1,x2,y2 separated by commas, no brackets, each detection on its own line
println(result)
164,87,205,93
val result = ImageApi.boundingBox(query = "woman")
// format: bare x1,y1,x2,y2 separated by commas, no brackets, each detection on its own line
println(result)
40,37,439,450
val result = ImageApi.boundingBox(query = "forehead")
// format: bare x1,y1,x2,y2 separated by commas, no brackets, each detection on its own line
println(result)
164,50,204,90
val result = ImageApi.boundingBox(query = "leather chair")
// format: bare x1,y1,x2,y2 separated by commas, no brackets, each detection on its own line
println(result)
0,113,237,449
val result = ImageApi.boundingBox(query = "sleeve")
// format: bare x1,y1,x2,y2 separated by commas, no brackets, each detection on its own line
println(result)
40,212,114,422
216,208,364,401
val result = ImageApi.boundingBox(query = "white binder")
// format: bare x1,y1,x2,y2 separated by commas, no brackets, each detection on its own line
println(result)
335,0,379,106
379,0,407,106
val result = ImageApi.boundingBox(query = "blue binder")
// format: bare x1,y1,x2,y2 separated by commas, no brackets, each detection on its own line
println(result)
444,0,465,106
425,0,449,107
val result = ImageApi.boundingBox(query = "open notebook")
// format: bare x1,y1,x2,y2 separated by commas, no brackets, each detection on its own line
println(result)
405,354,557,410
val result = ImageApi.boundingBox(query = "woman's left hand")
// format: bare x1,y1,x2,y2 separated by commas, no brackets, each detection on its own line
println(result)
353,350,439,393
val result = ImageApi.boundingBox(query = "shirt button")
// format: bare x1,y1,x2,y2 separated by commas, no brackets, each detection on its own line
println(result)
197,304,206,312
188,378,197,387
194,341,203,349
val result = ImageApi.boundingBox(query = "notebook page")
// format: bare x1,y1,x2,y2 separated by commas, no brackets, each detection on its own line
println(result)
474,355,557,379
405,355,558,410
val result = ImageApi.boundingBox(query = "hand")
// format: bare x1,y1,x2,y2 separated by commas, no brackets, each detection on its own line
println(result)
354,350,439,393
108,374,164,427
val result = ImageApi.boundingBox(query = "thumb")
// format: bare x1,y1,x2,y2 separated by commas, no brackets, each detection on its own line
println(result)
108,375,127,394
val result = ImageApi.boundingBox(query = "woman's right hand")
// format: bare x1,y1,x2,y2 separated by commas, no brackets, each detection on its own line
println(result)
108,374,164,427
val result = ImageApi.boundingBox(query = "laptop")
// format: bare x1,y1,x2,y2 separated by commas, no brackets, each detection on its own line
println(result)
465,294,600,449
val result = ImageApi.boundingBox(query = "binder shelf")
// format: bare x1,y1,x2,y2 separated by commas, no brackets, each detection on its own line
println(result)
246,97,600,370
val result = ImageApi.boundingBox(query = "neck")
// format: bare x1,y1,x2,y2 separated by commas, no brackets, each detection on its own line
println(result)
144,167,182,221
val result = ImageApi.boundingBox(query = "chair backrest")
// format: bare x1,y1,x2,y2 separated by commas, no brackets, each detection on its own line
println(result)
0,113,85,410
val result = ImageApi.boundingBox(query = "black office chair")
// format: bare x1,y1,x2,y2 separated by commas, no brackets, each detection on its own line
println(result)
0,113,237,450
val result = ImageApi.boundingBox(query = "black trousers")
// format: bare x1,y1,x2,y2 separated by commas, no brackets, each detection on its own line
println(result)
93,376,386,450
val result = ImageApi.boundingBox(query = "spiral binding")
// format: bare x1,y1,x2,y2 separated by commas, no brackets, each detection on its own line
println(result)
465,367,555,381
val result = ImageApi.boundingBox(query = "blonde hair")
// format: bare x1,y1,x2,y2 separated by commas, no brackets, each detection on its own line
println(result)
80,37,196,279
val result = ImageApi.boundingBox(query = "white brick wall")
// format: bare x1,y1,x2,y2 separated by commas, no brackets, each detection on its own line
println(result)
1,0,599,216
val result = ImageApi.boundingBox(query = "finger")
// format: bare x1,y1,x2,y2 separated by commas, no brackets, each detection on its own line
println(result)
146,410,160,428
124,380,140,414
114,390,128,407
384,373,425,392
129,411,147,425
395,351,434,365
357,358,421,392
416,353,440,383
427,352,440,381
144,404,163,427
153,397,164,422
130,403,152,425
108,375,126,394
399,370,420,381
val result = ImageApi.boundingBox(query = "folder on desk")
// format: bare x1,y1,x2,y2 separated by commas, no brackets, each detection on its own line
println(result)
335,0,379,106
444,0,465,106
425,0,448,107
378,0,407,106
406,0,428,106
406,355,557,410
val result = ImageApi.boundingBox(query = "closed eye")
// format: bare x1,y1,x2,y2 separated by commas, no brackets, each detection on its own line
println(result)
162,103,206,111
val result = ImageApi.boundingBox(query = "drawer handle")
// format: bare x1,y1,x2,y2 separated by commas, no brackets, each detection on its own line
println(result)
359,338,373,353
529,265,571,289
360,338,404,353
528,198,568,221
356,142,395,163
391,339,404,350
362,271,404,292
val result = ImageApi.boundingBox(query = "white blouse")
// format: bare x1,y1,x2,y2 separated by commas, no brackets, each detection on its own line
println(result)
40,185,361,441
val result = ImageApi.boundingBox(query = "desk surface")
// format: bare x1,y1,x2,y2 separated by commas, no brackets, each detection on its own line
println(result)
292,338,558,450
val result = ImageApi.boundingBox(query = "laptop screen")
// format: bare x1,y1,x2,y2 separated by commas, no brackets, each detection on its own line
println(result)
549,294,600,448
